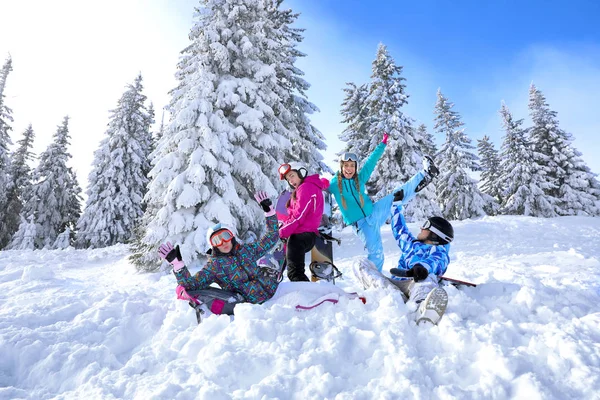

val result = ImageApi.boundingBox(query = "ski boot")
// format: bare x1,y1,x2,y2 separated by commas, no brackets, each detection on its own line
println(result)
415,287,448,326
415,155,439,192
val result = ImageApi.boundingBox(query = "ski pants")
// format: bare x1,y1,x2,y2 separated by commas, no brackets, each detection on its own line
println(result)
389,275,440,304
353,171,427,272
353,257,439,304
286,232,316,282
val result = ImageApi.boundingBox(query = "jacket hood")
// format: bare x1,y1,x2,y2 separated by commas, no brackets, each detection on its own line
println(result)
302,174,329,191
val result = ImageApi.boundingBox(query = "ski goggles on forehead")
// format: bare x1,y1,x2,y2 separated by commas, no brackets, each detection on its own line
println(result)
340,152,358,162
278,163,292,180
421,220,452,243
209,229,234,247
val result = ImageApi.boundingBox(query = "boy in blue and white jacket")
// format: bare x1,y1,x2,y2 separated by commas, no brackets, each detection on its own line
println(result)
353,157,455,325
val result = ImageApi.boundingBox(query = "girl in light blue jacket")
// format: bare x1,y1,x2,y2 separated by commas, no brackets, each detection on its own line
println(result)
329,133,437,271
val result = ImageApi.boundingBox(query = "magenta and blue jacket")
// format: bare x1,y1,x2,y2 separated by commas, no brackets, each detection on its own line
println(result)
174,214,280,304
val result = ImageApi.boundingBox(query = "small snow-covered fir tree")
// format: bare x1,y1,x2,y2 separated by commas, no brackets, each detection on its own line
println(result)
0,56,14,248
24,116,82,248
53,227,71,249
434,89,486,220
7,215,36,251
3,124,36,249
135,0,326,269
529,84,600,216
76,75,152,248
497,103,554,216
476,135,502,215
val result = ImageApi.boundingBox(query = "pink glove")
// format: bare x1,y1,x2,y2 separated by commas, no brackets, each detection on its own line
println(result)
254,191,276,217
382,132,389,145
158,242,185,272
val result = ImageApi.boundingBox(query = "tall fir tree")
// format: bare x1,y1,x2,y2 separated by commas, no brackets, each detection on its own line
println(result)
364,43,412,198
434,89,486,220
76,75,153,248
339,82,370,156
529,84,600,216
416,123,437,157
498,103,555,216
476,135,502,215
23,116,82,248
3,125,36,249
364,44,438,220
0,56,14,248
270,2,329,173
135,0,326,269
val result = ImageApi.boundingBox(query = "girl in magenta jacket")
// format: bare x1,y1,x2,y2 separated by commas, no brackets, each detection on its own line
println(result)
278,162,329,281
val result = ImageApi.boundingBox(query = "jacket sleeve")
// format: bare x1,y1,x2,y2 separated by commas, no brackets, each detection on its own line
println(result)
409,246,450,276
279,184,318,239
358,142,386,184
328,175,339,195
173,263,216,291
246,214,280,260
390,201,415,254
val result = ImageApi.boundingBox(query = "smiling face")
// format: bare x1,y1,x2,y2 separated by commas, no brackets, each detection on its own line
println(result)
342,161,357,179
285,170,302,189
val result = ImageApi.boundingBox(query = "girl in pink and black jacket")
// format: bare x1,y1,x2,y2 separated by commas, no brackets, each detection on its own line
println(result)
278,162,329,281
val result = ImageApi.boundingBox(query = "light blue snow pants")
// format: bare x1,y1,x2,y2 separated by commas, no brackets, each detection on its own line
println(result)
353,171,426,272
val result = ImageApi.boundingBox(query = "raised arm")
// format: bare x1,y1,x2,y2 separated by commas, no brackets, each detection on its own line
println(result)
358,134,388,183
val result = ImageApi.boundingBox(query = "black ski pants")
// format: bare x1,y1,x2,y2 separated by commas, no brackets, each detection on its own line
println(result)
286,232,316,282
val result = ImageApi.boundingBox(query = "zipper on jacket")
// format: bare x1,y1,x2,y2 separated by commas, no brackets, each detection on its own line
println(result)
344,179,367,219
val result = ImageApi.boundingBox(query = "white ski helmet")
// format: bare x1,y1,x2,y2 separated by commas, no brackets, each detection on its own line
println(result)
278,161,308,180
206,223,236,248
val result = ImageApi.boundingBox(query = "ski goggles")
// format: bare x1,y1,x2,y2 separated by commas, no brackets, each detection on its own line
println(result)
339,152,358,162
278,163,292,180
421,220,453,243
209,228,234,247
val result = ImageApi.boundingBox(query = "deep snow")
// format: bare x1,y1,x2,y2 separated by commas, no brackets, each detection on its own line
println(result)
1,215,599,400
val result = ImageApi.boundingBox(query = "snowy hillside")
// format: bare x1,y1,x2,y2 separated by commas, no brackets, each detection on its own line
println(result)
1,216,599,400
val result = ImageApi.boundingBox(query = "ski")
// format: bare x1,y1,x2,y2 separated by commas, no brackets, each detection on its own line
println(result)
439,276,477,287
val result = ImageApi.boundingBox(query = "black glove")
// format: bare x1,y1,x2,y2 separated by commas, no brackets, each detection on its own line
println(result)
393,189,404,202
254,191,275,215
423,155,439,178
390,264,429,282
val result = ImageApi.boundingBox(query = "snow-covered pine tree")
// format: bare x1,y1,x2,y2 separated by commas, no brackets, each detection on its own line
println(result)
363,44,437,220
497,102,555,216
3,124,36,249
0,56,14,248
269,3,329,173
476,135,502,215
364,44,412,198
416,123,437,157
339,82,370,157
76,75,152,248
434,89,486,220
135,0,326,269
24,116,82,248
7,215,36,251
529,84,600,216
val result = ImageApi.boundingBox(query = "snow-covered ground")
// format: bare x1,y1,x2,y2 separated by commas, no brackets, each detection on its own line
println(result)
1,216,600,400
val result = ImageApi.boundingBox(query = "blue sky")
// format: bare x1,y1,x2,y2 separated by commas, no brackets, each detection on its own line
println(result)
285,0,600,173
1,0,599,191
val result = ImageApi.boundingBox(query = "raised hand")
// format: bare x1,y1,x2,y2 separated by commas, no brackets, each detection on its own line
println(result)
382,132,389,145
158,242,185,272
254,191,276,216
